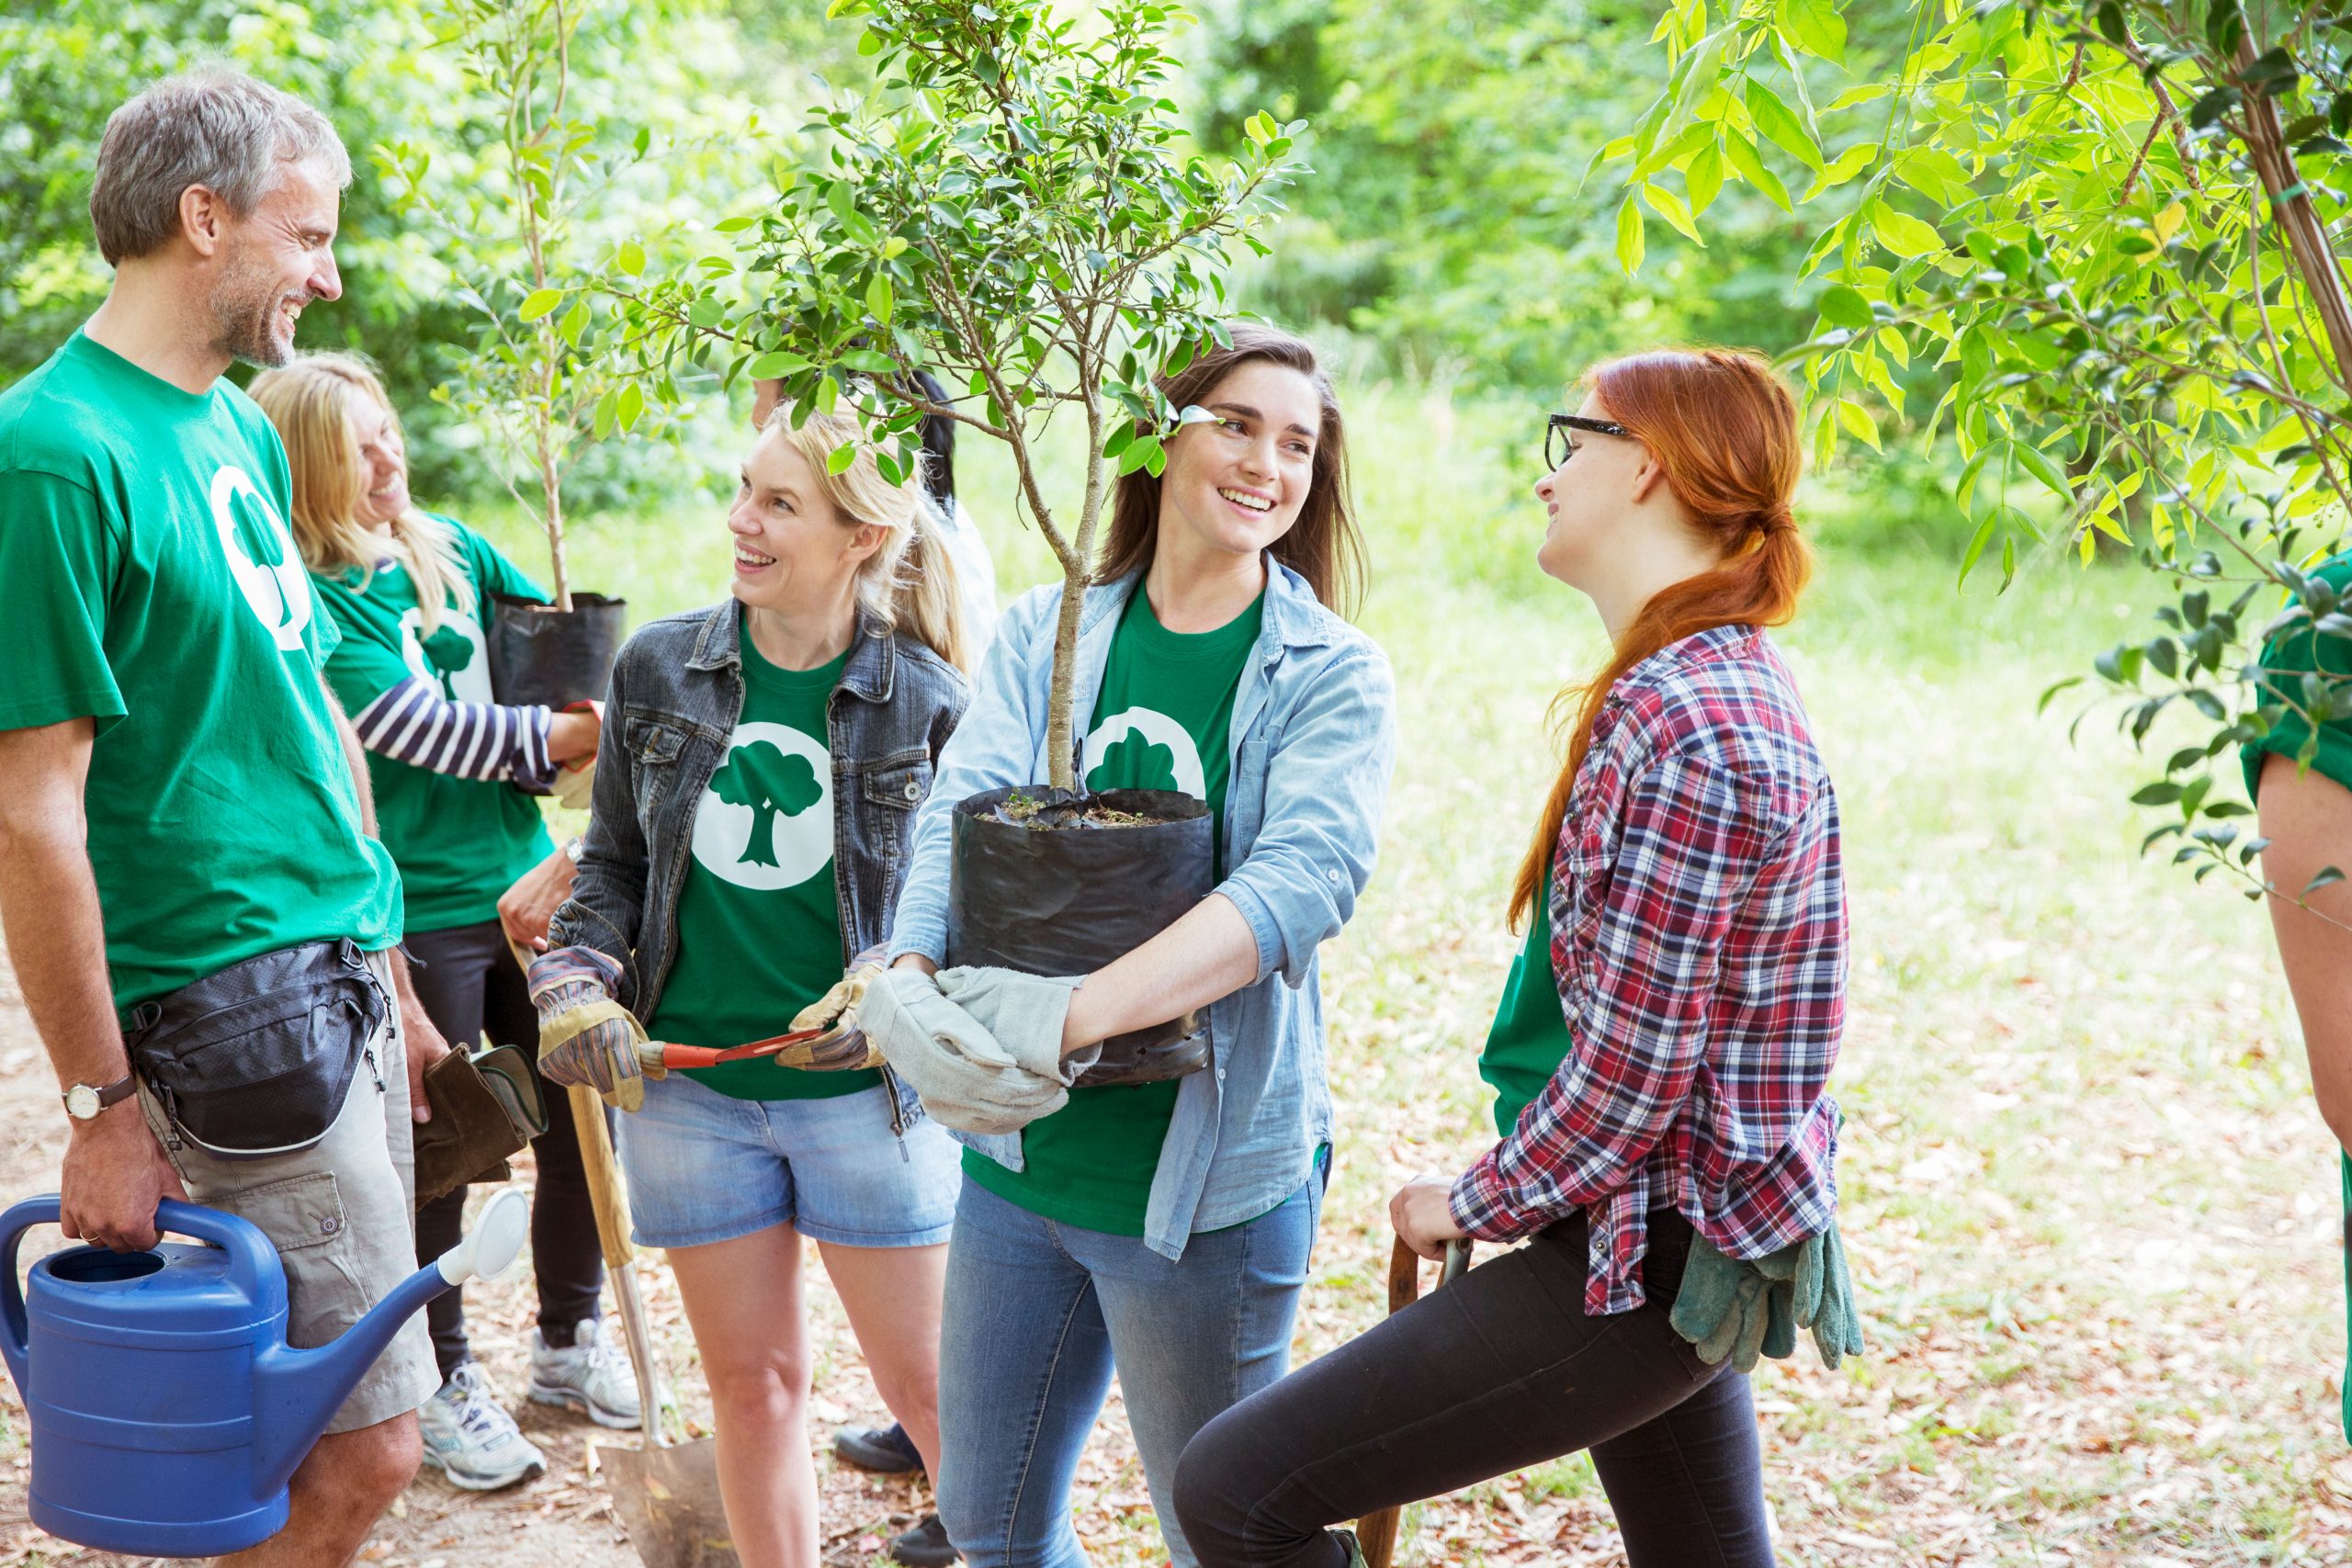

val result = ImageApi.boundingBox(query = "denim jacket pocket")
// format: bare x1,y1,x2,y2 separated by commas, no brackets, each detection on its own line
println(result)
854,752,933,858
625,712,690,829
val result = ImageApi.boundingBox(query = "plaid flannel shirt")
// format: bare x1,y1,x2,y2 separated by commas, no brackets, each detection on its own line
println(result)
1450,624,1848,1314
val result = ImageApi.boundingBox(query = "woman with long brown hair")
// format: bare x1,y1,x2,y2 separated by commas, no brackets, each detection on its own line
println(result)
863,321,1396,1568
1171,348,1860,1568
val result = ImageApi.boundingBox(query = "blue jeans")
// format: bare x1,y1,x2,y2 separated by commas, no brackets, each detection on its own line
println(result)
936,1171,1323,1568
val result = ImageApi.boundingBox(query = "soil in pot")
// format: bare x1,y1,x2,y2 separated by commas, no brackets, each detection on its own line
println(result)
946,784,1214,1086
483,592,628,710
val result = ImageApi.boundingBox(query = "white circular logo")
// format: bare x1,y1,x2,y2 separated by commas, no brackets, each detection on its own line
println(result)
400,608,492,703
690,722,834,890
1081,706,1204,799
210,467,312,651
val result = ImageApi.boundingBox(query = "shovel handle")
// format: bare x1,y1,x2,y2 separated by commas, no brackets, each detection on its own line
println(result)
1357,1234,1474,1568
569,1080,636,1271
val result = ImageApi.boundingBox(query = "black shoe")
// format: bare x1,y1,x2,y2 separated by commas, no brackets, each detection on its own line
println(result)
886,1511,960,1567
833,1421,924,1475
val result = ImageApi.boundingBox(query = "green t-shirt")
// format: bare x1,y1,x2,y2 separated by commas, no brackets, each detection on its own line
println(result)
2241,554,2352,802
1478,864,1573,1138
2239,554,2352,1446
965,587,1264,1235
644,631,874,1101
312,518,555,933
0,333,401,1010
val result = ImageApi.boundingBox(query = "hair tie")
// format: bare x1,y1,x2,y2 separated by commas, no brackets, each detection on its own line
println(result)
1750,505,1795,536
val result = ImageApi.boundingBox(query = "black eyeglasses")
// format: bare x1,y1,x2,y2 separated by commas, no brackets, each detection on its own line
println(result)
1545,413,1630,471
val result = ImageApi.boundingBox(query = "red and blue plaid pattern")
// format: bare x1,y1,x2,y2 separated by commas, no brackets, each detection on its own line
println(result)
1451,624,1848,1314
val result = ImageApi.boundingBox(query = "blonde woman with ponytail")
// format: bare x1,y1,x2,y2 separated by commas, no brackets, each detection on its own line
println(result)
1175,349,1860,1568
534,403,969,1568
253,353,631,1495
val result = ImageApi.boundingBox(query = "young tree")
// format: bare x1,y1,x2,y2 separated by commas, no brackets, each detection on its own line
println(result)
603,0,1306,789
1594,0,2351,903
375,0,662,610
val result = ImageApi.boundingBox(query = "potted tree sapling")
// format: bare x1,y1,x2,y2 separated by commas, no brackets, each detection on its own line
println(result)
612,0,1306,1080
376,0,644,709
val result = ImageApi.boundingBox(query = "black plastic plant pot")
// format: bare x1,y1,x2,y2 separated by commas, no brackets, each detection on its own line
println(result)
483,592,628,710
946,784,1215,1088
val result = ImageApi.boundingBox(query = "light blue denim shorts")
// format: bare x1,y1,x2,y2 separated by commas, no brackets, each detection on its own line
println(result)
614,1071,960,1250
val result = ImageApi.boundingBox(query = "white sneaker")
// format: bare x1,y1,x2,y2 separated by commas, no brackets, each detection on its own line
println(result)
528,1317,642,1429
418,1363,548,1491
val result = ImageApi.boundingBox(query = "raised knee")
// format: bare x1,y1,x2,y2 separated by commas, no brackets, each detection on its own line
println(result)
1171,1415,1245,1552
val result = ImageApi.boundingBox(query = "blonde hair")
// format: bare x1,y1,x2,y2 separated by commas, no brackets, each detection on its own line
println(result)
763,406,968,671
249,352,473,637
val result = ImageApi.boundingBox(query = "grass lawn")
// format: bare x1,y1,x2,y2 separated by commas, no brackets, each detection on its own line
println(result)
456,388,2348,1565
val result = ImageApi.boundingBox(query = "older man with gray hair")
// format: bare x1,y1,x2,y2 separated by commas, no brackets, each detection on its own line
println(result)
0,68,449,1563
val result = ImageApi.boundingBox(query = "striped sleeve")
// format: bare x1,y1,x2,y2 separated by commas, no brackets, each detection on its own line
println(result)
353,676,557,789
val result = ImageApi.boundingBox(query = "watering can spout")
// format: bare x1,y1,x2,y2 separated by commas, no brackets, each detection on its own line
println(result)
250,1189,528,1495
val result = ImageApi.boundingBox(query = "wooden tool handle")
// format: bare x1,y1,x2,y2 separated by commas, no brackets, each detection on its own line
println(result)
569,1080,636,1270
1359,1235,1476,1568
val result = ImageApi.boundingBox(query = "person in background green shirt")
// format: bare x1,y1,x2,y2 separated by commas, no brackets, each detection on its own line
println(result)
0,68,446,1564
253,352,631,1494
2245,551,2352,1446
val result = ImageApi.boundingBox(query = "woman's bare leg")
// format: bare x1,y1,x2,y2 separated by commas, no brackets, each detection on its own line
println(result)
667,1224,815,1568
817,1240,948,1478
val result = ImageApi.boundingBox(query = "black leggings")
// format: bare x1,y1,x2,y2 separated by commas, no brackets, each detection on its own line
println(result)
1171,1209,1775,1568
407,919,605,1379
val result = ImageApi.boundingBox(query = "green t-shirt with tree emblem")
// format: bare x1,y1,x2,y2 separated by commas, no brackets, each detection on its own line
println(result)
0,332,401,1010
964,585,1264,1235
645,631,876,1101
312,517,556,934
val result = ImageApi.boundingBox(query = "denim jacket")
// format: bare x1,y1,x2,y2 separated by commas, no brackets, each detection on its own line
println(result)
551,598,968,1131
888,559,1396,1258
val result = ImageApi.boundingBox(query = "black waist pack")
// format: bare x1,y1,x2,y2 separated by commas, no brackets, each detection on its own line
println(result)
121,939,389,1160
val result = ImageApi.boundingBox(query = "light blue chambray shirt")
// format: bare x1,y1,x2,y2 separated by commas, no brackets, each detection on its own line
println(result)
888,558,1396,1260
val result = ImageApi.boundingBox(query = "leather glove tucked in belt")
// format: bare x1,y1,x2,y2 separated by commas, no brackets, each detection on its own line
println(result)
1668,1216,1864,1373
527,945,660,1112
859,968,1067,1135
934,966,1098,1084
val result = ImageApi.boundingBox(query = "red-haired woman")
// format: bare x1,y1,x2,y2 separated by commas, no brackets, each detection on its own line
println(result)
1172,348,1861,1567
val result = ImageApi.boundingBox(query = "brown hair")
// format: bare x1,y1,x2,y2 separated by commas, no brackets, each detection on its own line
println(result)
1094,321,1366,617
1509,346,1814,928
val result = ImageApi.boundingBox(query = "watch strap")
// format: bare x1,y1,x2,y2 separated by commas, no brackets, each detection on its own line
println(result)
63,1074,136,1116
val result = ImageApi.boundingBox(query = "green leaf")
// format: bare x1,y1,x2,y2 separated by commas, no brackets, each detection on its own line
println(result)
1834,398,1881,451
748,352,811,379
866,273,895,321
1686,142,1725,213
518,288,565,322
616,382,645,432
1778,0,1847,63
1719,129,1792,210
2012,442,2075,502
616,240,646,276
1801,141,1876,199
839,349,896,374
1615,196,1646,275
1871,205,1945,258
1641,183,1704,244
2307,866,2346,895
1817,284,1874,330
826,440,858,476
1744,81,1823,171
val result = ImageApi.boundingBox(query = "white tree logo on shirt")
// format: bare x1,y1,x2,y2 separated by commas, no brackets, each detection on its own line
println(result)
1082,707,1205,798
399,609,492,703
688,722,834,891
209,467,312,652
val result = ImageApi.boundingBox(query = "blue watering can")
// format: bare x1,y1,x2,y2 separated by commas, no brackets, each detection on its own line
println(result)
0,1187,527,1557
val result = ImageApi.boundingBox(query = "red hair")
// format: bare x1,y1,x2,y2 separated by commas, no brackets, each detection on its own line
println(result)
1509,347,1813,928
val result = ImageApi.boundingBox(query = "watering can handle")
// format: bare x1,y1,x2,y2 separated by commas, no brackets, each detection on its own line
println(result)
0,1195,62,1392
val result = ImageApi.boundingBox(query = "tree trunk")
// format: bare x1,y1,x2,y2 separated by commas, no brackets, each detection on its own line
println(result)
2237,39,2352,389
1043,565,1087,791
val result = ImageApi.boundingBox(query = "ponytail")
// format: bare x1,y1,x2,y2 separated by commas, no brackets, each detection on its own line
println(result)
1508,349,1812,930
767,405,971,674
889,497,969,673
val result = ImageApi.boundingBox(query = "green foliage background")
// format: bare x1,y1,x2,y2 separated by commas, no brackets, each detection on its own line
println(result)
0,0,1962,547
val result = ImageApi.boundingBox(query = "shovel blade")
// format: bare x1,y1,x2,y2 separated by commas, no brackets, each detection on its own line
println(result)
604,1439,737,1568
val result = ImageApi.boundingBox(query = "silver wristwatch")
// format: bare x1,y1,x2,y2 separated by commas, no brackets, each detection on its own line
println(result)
63,1074,136,1122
